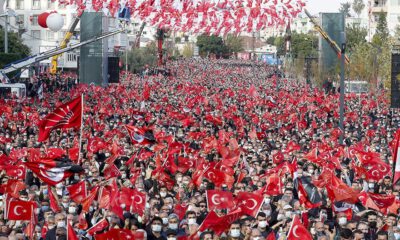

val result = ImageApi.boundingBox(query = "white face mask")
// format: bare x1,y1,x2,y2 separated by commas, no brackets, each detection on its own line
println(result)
167,238,176,240
258,220,268,228
160,192,167,198
188,218,196,225
263,210,271,217
277,214,285,221
264,198,271,204
338,217,347,225
368,183,375,189
394,232,400,240
162,218,169,225
169,223,178,230
230,229,241,238
152,224,162,232
57,221,66,228
68,206,76,213
285,211,292,218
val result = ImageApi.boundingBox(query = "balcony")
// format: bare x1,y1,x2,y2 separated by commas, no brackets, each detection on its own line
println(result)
371,0,388,13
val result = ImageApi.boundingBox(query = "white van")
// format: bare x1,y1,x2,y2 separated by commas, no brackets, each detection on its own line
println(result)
0,83,26,99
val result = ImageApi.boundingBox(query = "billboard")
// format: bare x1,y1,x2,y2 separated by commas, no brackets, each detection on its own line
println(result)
318,13,345,73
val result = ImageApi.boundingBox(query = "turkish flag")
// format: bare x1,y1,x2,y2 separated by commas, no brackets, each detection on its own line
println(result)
87,137,107,153
7,200,35,220
45,148,66,159
120,187,146,215
95,229,141,240
272,151,284,164
68,148,80,162
67,220,79,240
174,203,188,220
67,181,87,204
206,190,235,211
48,186,60,212
199,208,243,235
266,232,276,240
235,192,263,217
24,158,83,186
6,165,26,180
366,163,391,181
103,164,121,179
87,218,109,235
38,96,82,142
287,215,312,240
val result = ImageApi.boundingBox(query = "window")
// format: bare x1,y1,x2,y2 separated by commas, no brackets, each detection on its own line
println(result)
31,15,38,26
31,30,41,39
46,31,54,41
47,0,55,9
58,31,66,40
16,0,24,9
16,15,24,26
67,53,76,62
32,0,41,9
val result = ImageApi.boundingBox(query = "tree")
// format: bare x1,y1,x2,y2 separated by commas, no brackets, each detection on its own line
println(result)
372,11,389,46
290,33,318,58
123,42,157,73
273,36,285,56
225,34,244,55
266,36,276,45
339,2,352,17
196,34,229,58
346,23,367,52
0,28,30,68
352,0,365,18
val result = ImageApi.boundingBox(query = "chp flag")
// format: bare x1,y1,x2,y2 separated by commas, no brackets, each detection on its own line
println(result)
38,95,83,142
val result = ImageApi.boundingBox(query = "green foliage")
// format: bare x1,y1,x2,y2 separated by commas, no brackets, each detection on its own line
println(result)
372,12,389,46
290,33,318,58
225,34,244,54
352,0,365,17
196,34,229,58
273,36,285,56
0,28,30,64
123,42,157,73
346,23,367,52
339,2,352,17
266,36,276,45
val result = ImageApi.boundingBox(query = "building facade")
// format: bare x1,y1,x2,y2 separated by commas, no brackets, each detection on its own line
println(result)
368,0,400,37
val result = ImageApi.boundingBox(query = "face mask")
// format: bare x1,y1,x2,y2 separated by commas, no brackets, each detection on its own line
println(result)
368,183,375,189
258,221,268,228
57,221,66,228
89,206,94,212
152,224,162,232
36,233,41,238
188,218,196,225
277,214,285,221
167,238,176,240
169,223,178,230
263,210,271,217
230,229,241,238
62,203,69,208
35,191,40,195
308,169,314,174
285,211,292,218
121,174,127,179
310,227,316,235
338,217,347,225
43,189,48,195
68,206,76,213
160,192,167,198
162,218,168,225
41,206,49,212
176,177,182,182
394,232,400,239
264,198,271,204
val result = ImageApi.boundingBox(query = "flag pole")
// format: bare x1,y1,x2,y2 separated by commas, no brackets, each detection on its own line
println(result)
78,94,84,164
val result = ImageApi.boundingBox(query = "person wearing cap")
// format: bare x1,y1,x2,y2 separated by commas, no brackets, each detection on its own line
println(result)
147,217,166,240
165,229,177,240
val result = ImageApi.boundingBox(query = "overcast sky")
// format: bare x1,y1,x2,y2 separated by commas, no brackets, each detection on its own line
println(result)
305,0,361,14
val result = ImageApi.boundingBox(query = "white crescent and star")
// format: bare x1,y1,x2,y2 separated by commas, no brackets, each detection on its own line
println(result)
293,225,300,238
14,205,23,216
211,194,221,205
243,199,257,210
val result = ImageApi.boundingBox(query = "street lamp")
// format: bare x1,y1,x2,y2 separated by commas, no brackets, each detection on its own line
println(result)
0,7,17,54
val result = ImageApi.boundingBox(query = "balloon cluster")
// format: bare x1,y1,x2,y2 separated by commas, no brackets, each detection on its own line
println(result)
38,12,64,32
57,0,305,35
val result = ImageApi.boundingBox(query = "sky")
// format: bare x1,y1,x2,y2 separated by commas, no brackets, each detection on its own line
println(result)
306,0,353,14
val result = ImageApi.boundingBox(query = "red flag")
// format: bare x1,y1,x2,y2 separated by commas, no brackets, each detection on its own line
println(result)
38,96,82,142
206,190,235,211
297,180,322,209
103,164,121,179
120,187,146,215
393,129,400,184
81,186,99,213
1,179,26,198
287,215,312,240
125,125,155,145
266,232,276,240
367,192,395,209
95,229,139,240
67,181,87,204
174,203,188,220
48,186,60,212
7,200,36,220
24,158,82,186
68,148,80,162
87,218,109,235
199,208,242,235
67,220,79,240
6,165,26,180
235,192,263,217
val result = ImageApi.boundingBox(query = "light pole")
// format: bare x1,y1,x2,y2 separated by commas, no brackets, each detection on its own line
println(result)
1,7,16,54
339,31,346,145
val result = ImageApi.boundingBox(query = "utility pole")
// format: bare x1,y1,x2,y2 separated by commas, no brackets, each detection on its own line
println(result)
4,3,8,54
339,31,346,144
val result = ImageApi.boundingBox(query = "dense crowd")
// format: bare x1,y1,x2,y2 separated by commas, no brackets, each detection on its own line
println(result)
0,58,399,240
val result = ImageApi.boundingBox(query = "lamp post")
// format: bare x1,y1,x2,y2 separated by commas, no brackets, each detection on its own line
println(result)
339,31,346,145
1,7,16,54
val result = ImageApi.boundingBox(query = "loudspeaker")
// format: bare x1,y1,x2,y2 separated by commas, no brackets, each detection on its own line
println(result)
108,57,120,83
391,52,400,108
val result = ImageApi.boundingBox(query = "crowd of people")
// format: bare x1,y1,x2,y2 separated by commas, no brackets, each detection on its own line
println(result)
0,58,399,240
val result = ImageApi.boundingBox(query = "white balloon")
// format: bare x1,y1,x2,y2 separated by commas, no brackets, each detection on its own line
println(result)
46,13,64,32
